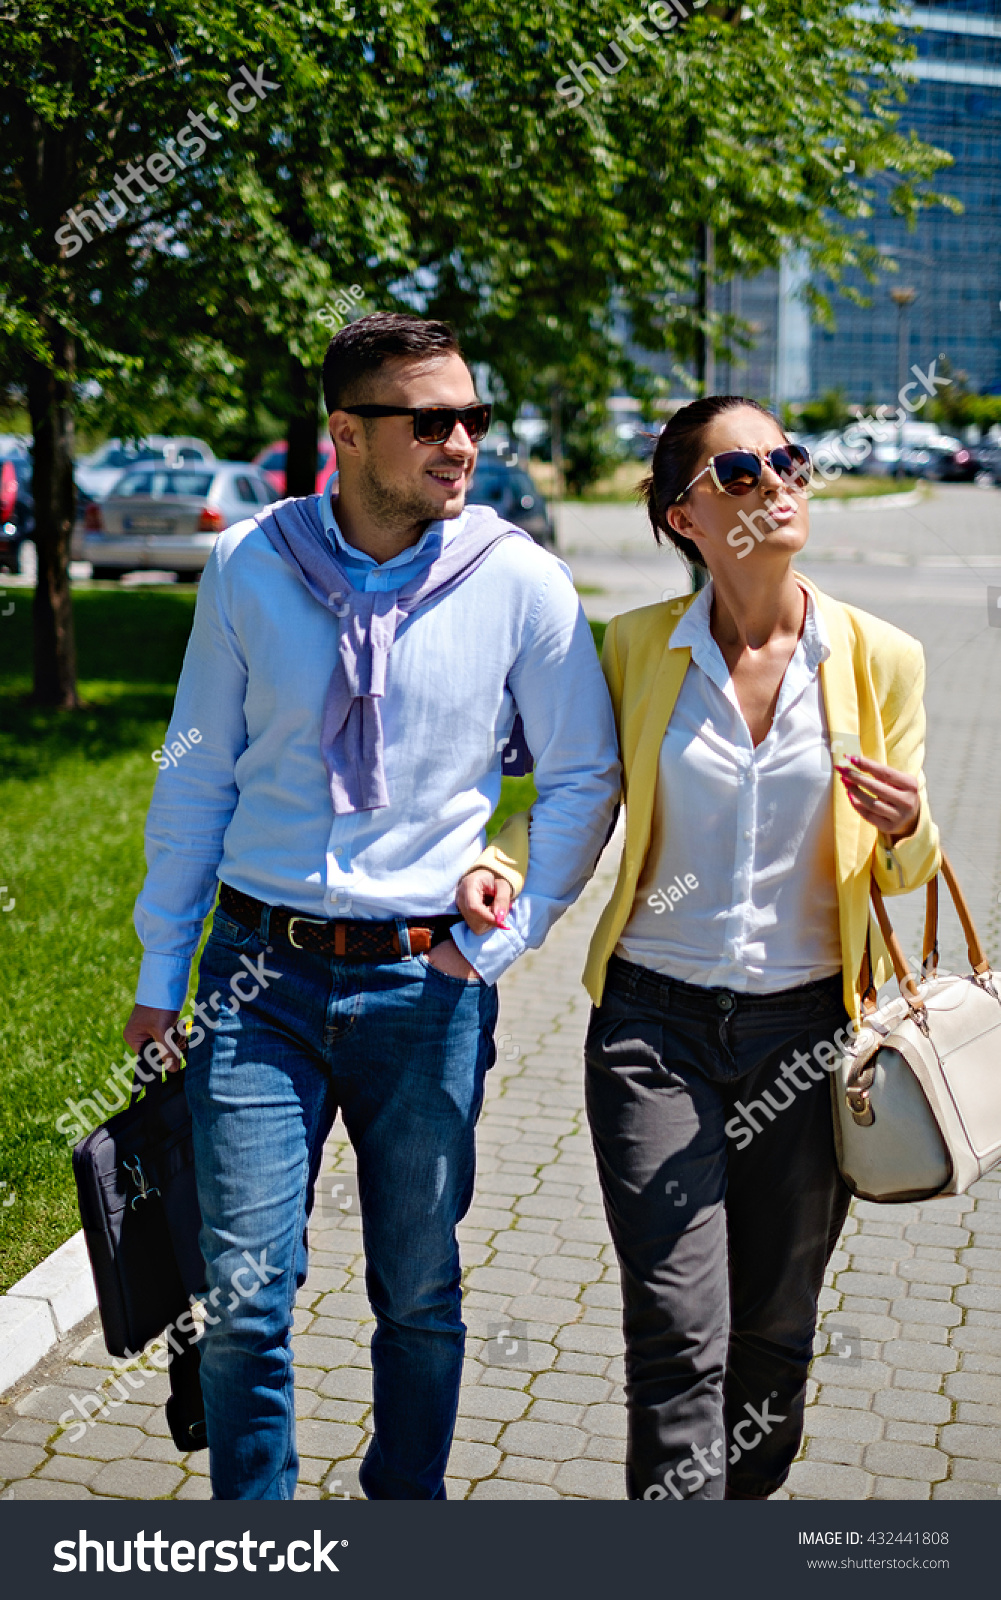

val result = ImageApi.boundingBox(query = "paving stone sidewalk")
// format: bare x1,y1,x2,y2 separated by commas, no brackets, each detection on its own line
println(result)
2,832,999,1501
4,494,1001,1502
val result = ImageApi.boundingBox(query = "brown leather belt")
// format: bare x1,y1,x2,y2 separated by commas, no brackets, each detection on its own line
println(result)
218,883,459,961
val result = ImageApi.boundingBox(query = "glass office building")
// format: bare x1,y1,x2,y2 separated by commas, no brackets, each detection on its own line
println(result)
808,1,1001,404
631,3,1001,405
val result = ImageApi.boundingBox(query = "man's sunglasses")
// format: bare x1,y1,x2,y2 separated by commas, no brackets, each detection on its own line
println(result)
341,402,492,445
675,444,813,502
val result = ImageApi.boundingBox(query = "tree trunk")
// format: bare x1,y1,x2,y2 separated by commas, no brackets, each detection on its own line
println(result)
285,353,319,497
27,325,79,708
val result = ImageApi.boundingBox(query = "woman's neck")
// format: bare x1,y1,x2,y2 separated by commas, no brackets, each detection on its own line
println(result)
708,561,805,652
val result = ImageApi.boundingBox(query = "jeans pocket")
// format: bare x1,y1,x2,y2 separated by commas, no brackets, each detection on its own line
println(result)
207,911,264,955
417,952,484,988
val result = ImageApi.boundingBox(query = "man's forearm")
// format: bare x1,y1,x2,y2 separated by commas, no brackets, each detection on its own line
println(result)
453,773,618,983
450,576,617,972
454,592,620,981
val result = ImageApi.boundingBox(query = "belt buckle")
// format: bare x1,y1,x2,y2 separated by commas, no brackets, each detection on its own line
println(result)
287,914,327,951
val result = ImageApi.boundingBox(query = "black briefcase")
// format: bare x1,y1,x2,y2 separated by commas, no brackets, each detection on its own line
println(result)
72,1060,208,1450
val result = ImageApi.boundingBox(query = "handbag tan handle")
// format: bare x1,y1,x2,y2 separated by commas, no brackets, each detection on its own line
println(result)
939,853,990,975
869,848,990,1008
922,875,939,976
916,851,989,976
869,879,924,1008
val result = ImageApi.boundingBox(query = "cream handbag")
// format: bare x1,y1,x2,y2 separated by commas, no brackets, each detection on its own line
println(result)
833,852,1001,1202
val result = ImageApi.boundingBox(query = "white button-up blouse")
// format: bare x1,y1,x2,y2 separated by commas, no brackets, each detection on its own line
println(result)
615,581,843,992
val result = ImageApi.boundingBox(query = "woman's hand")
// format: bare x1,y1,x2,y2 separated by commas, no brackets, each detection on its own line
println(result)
835,755,920,841
455,869,514,935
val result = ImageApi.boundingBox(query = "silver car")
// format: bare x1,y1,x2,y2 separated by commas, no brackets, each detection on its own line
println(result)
74,463,276,580
75,436,215,500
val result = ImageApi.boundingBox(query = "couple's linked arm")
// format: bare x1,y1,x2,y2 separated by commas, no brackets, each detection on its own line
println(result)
470,602,942,927
467,614,625,925
451,576,621,979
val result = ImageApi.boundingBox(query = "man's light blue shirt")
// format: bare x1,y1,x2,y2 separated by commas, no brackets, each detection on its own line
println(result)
320,472,452,589
135,483,620,1010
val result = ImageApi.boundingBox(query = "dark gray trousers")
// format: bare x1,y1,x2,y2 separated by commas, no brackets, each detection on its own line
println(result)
585,954,851,1501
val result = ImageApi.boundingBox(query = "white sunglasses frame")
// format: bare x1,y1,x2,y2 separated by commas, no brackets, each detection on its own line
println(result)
673,445,813,505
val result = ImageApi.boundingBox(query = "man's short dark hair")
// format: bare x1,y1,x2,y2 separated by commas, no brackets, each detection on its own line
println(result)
322,313,464,415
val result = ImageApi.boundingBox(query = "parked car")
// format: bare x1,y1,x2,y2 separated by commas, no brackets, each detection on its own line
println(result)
252,439,336,496
897,436,984,482
0,453,34,573
814,419,953,478
75,436,215,500
972,442,1001,486
467,460,555,547
864,442,905,477
72,463,275,579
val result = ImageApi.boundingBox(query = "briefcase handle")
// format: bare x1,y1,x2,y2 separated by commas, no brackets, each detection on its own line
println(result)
129,1046,185,1113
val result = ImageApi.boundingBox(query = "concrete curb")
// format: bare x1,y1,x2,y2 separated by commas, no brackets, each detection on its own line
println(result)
0,1231,97,1395
810,488,925,514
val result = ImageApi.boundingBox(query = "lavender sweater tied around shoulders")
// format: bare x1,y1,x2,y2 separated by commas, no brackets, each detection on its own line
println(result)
254,494,531,814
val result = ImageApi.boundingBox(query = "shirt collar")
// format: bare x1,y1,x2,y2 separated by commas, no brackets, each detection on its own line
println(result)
671,578,831,694
319,473,466,572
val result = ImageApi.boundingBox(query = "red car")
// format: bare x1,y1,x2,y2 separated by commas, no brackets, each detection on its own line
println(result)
1,457,18,524
252,439,336,496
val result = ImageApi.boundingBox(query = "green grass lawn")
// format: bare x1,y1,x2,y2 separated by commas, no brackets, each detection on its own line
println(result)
810,475,918,499
0,587,605,1289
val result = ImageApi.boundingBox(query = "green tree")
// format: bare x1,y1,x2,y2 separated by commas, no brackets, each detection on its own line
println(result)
922,357,972,433
2,0,955,707
795,390,853,434
0,1,281,704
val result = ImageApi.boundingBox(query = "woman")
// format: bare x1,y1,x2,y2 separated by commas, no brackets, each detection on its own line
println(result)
461,395,940,1500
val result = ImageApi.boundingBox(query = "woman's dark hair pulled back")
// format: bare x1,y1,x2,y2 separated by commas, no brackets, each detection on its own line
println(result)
641,395,776,573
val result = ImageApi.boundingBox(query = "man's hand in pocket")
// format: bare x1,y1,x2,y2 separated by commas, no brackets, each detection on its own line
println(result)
426,937,481,982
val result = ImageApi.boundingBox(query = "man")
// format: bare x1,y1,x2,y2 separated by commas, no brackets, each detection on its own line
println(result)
123,313,619,1500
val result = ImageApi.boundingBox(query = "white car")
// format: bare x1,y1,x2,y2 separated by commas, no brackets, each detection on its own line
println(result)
73,462,275,580
75,436,215,500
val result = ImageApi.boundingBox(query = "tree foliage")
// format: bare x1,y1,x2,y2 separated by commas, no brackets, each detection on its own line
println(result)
0,0,955,702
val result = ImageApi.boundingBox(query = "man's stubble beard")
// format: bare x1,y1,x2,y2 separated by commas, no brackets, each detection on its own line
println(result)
357,455,464,536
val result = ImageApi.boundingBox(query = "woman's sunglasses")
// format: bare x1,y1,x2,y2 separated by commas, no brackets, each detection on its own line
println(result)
674,444,813,502
341,402,493,445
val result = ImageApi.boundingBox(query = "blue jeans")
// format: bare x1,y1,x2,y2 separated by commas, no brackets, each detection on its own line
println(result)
184,906,498,1500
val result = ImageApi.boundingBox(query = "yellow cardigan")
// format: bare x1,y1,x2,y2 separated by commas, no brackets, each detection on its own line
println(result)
479,576,941,1023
